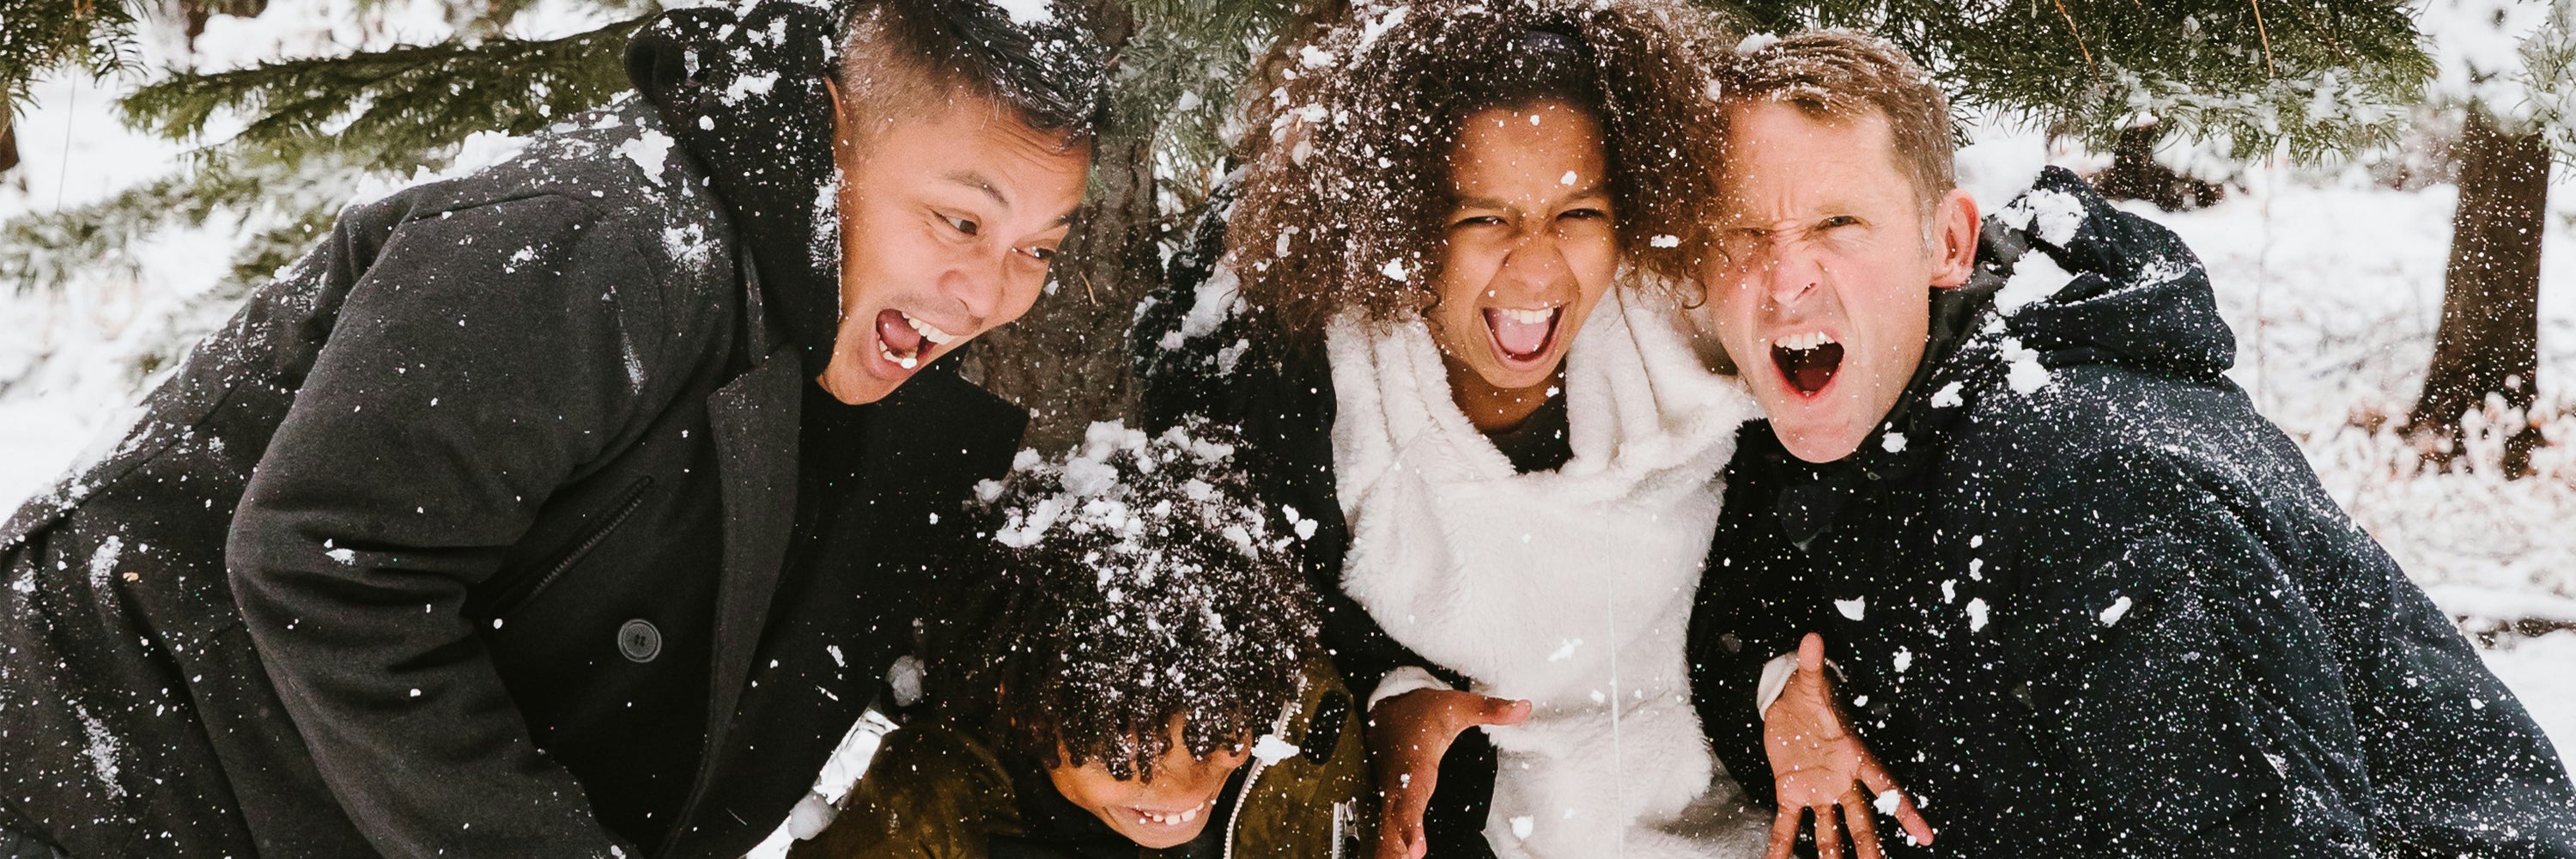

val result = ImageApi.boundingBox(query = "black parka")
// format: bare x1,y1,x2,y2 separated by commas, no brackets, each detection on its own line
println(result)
1687,168,2576,857
0,60,1021,859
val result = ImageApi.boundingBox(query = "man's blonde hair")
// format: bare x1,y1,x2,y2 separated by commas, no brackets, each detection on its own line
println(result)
1720,30,1954,210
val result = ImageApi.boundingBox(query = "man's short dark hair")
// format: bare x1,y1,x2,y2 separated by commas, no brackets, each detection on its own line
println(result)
1721,30,1955,211
838,0,1109,145
930,423,1321,781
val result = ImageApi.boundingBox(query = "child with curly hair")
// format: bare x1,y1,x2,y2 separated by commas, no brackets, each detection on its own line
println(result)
791,424,1370,859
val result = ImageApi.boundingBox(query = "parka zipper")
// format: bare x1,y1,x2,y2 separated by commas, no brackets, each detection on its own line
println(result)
1221,756,1270,859
489,477,654,618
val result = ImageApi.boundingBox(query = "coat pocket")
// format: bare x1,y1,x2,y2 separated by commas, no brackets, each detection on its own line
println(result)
483,477,655,619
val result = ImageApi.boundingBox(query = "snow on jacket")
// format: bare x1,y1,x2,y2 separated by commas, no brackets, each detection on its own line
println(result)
1687,167,2576,858
0,53,1022,859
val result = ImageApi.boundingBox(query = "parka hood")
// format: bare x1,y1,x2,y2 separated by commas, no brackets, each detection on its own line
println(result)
627,0,846,376
1984,166,2235,382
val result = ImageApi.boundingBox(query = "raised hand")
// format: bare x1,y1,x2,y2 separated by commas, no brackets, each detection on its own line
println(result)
1765,633,1933,859
1367,688,1532,859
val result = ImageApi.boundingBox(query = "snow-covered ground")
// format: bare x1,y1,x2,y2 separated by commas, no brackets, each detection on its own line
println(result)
3,0,2573,850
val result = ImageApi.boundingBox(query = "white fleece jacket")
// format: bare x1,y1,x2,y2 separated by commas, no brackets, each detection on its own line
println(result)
1327,288,1766,858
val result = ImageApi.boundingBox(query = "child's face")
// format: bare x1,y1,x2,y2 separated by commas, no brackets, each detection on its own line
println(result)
1047,717,1254,849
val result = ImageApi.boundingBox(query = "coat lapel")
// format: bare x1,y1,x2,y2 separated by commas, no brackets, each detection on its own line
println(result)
702,347,802,750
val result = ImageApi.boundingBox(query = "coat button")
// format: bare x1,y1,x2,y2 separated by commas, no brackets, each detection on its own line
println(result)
618,619,661,663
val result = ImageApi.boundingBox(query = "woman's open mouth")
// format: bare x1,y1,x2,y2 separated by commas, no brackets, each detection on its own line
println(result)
1771,330,1843,396
872,308,957,373
1483,306,1563,368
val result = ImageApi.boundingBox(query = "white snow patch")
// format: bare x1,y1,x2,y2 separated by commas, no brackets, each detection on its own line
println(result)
2099,595,2134,626
1965,597,1990,632
1929,381,1966,410
1881,432,1907,454
617,130,675,187
1995,251,2075,315
87,535,124,589
1249,733,1301,765
1998,338,2051,394
1891,647,1912,674
1380,259,1409,282
1546,638,1583,661
1510,815,1535,839
986,0,1054,25
1649,234,1680,248
1999,187,2086,247
1736,33,1781,54
1835,597,1866,620
325,547,356,565
885,655,926,707
74,702,125,798
722,71,780,105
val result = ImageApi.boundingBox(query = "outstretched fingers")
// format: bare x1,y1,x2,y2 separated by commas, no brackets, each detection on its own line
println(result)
1765,806,1803,859
1856,755,1934,845
1839,787,1885,859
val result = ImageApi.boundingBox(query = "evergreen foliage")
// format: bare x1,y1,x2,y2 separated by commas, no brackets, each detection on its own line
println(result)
0,0,139,108
118,15,652,173
1711,0,2433,161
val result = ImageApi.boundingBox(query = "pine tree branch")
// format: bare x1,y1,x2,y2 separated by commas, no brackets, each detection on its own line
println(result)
0,0,141,107
118,15,649,172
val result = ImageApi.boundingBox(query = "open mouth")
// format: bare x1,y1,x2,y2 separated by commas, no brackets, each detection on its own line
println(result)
1483,306,1564,366
872,308,957,371
1771,331,1843,396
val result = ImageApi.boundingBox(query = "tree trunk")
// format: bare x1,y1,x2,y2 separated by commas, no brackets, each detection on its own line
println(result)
2405,107,2550,475
0,111,17,175
2093,122,2223,211
956,1,1159,453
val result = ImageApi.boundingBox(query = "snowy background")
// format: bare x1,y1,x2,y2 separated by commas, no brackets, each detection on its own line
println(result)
2,0,2572,848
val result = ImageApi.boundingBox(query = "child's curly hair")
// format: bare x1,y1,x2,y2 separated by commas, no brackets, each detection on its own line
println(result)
1227,0,1735,339
930,423,1321,781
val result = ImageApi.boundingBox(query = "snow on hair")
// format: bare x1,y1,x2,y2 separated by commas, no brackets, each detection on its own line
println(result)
1226,0,1737,338
933,421,1319,781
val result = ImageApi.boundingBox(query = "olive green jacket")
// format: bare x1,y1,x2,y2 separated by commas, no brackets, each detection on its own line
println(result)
790,662,1372,859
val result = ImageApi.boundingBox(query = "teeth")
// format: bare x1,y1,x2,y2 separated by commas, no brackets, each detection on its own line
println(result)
878,341,919,369
1777,331,1837,351
901,311,957,346
1496,307,1558,325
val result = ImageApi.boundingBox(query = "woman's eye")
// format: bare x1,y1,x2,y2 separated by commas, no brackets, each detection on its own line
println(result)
1560,208,1608,221
944,214,981,236
1019,245,1056,261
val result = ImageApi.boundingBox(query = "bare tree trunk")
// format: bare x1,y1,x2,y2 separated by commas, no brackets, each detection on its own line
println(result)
2405,107,2550,475
1,111,17,175
957,1,1160,453
2093,122,2223,211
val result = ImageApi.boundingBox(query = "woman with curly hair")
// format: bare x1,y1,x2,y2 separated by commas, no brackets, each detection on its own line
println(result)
1135,2,1794,856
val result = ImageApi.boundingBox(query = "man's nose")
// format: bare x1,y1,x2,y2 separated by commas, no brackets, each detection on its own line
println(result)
935,249,1011,328
1757,239,1823,308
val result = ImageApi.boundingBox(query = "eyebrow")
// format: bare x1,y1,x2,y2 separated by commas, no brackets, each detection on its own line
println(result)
944,170,1011,210
1454,186,1610,211
945,170,1078,228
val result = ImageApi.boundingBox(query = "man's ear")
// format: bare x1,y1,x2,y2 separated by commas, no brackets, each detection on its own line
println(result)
1927,187,1978,289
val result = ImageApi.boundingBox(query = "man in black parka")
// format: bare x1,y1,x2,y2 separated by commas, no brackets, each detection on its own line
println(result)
1686,32,2576,857
0,3,1103,857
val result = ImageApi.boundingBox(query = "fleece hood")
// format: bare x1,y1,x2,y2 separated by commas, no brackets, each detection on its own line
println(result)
627,0,846,376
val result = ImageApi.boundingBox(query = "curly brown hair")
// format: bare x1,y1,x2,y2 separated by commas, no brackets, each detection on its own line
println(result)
1227,0,1735,338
